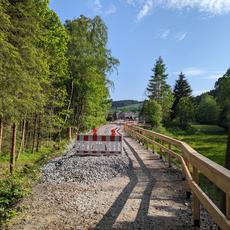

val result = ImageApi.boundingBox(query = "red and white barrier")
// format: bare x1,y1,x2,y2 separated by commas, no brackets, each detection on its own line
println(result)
75,128,122,155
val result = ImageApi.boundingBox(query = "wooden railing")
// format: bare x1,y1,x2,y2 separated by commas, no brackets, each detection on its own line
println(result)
124,123,230,230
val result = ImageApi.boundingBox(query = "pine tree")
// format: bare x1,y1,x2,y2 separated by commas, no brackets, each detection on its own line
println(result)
171,72,192,118
147,57,168,101
146,57,173,122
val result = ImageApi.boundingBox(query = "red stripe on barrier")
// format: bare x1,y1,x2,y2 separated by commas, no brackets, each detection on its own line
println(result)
93,135,97,141
84,136,88,141
110,136,115,141
77,135,80,141
102,135,106,141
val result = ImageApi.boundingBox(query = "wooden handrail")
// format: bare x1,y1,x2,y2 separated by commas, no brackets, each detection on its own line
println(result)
124,123,230,230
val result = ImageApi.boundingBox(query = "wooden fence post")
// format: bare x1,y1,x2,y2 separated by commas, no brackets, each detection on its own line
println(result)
168,144,172,168
192,166,200,227
152,134,155,153
227,195,230,221
159,140,163,159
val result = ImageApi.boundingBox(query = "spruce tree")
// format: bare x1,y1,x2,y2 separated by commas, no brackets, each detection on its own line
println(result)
146,57,173,122
147,56,168,101
171,72,192,119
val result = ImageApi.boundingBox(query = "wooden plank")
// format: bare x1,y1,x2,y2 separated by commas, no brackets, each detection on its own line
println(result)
190,181,230,230
227,195,230,220
168,143,172,167
126,124,230,229
182,143,230,194
192,166,200,226
128,124,230,195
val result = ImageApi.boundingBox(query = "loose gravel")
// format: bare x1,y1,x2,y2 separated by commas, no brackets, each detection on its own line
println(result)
42,140,130,184
42,152,131,185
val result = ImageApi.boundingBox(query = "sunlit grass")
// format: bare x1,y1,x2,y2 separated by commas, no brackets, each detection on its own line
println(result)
158,124,227,166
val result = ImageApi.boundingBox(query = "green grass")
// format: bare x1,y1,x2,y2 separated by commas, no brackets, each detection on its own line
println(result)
158,124,227,166
0,141,67,225
155,124,227,207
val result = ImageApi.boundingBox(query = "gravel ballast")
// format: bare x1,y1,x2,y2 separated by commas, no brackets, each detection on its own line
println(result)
42,143,131,184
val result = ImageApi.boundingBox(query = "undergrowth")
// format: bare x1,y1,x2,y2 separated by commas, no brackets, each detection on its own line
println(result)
0,140,67,225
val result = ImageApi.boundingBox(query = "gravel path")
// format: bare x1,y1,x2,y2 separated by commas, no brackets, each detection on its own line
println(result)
6,124,218,230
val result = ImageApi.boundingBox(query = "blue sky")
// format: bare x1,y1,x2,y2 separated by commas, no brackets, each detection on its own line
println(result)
50,0,230,101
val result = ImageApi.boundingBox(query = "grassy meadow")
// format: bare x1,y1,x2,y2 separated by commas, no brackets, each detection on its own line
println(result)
158,124,227,166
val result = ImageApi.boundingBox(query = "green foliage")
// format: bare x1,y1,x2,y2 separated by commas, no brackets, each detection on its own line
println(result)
112,100,140,108
171,72,192,119
140,100,162,128
111,101,143,113
176,97,195,129
215,68,230,128
65,16,119,131
146,57,173,122
0,142,66,225
197,95,219,124
0,176,30,224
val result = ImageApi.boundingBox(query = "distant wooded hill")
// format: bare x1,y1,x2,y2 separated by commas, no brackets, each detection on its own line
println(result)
111,100,143,112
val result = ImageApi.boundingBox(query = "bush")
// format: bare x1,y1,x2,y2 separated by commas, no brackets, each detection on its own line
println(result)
140,100,162,128
176,97,195,129
197,95,219,124
0,176,30,224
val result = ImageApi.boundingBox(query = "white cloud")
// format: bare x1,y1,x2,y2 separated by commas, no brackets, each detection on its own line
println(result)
92,0,102,12
137,0,154,21
164,0,230,15
125,0,230,22
125,0,137,6
173,68,224,80
174,32,187,41
160,29,170,39
193,89,209,96
175,67,206,76
105,4,117,16
203,73,223,80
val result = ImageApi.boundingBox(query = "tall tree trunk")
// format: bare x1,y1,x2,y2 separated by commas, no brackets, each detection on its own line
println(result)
32,114,38,153
220,127,230,218
68,127,72,140
36,115,41,152
0,117,3,154
25,121,31,149
10,123,17,174
16,119,26,160
225,127,230,170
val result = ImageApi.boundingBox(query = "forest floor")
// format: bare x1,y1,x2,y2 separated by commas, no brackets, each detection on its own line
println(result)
4,124,217,230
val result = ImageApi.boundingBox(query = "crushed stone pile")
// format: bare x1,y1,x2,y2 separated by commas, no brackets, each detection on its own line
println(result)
42,142,131,184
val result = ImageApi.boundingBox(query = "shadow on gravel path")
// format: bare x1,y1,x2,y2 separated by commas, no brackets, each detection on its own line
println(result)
94,137,193,230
